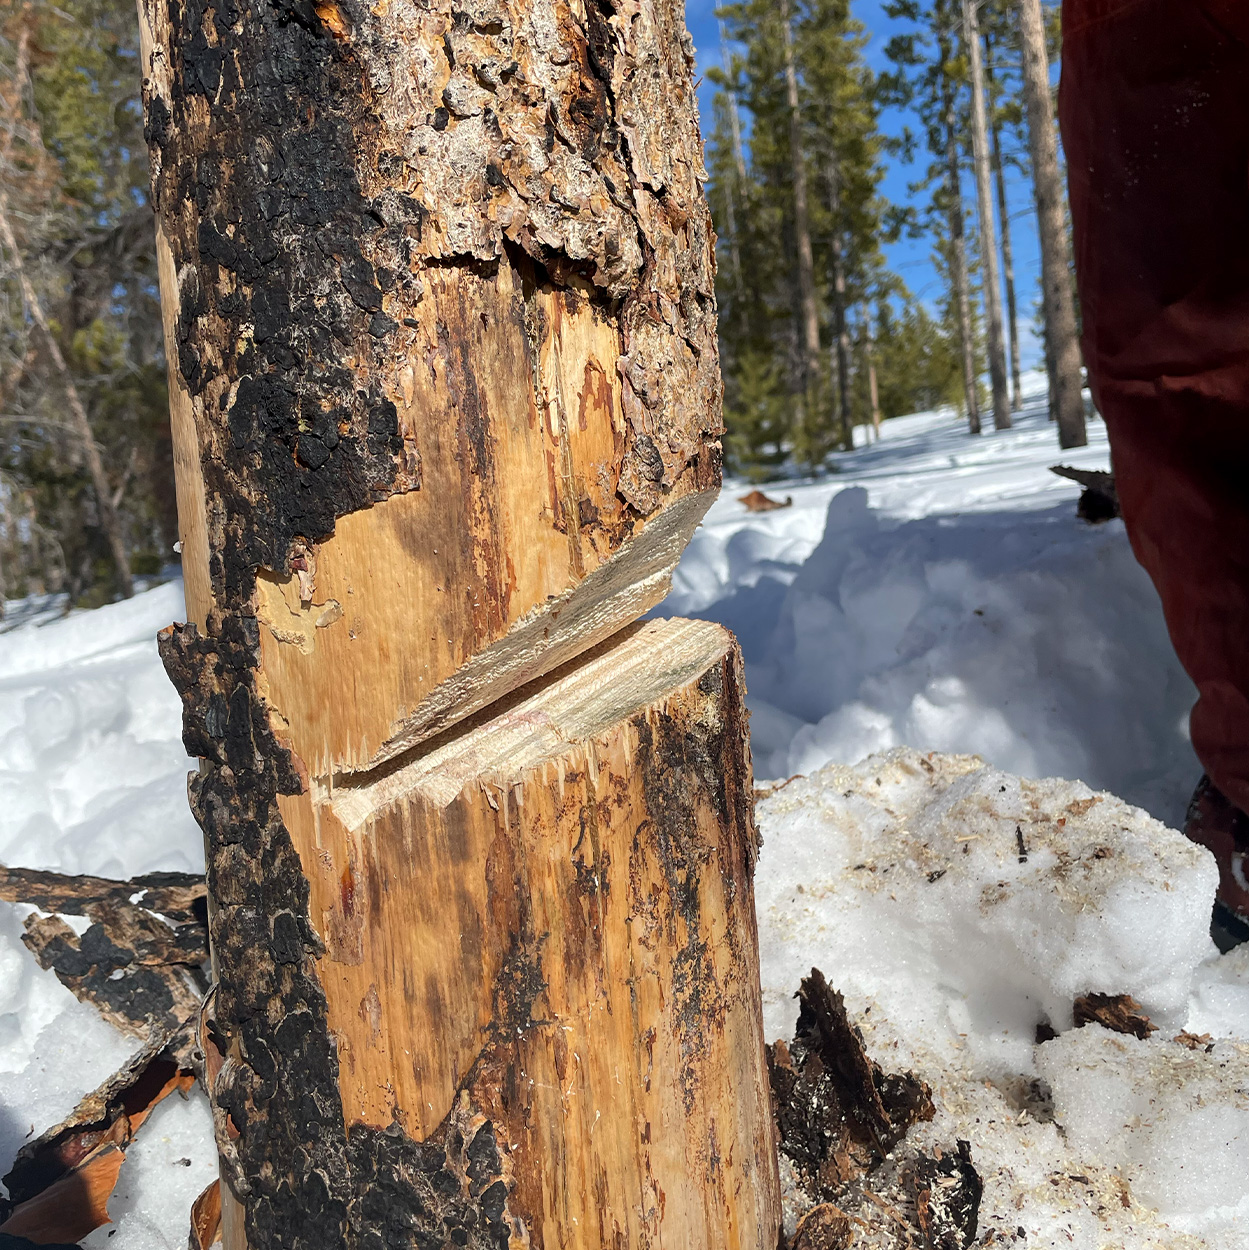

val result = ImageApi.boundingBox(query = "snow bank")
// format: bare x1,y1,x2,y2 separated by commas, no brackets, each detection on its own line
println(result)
755,747,1247,1246
0,579,213,1236
1038,1029,1248,1238
0,578,202,878
661,399,1199,829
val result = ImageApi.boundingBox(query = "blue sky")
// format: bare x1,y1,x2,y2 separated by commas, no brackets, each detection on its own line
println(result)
682,0,1047,372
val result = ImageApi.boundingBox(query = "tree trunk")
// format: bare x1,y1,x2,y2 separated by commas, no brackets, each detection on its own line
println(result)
138,0,779,1243
984,37,1023,411
822,160,853,451
938,24,981,435
1018,0,1087,447
962,0,1011,430
0,205,136,601
780,0,824,455
861,303,882,439
718,17,747,300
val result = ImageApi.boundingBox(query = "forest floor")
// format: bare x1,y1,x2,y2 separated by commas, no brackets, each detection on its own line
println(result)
0,376,1244,1247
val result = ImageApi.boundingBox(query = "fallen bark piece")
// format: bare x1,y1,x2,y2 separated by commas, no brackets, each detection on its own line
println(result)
791,1203,854,1249
0,866,206,926
1,863,208,1055
906,1140,983,1250
1173,1030,1215,1052
769,968,934,1198
189,1179,223,1250
0,1036,196,1242
0,1145,124,1245
1073,992,1158,1039
739,489,794,512
1049,464,1119,523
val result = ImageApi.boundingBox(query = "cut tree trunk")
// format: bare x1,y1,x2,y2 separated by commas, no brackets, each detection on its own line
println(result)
138,0,780,1243
1018,0,1087,448
962,0,1011,430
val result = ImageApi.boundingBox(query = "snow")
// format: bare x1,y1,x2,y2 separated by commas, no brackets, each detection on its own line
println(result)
0,580,212,1236
660,384,1199,828
0,381,1242,1247
0,579,203,878
753,746,1247,1245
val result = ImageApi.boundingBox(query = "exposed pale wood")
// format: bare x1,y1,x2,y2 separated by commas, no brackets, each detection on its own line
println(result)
278,616,778,1246
250,261,715,775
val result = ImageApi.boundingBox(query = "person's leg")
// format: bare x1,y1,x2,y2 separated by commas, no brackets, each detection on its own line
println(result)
1059,0,1248,922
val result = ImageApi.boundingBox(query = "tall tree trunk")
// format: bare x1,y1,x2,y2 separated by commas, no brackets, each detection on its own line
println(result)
0,28,134,600
718,18,747,300
938,22,981,434
780,0,824,458
962,0,1011,429
1018,0,1087,447
861,303,882,439
138,0,780,1244
984,37,1023,411
823,159,853,451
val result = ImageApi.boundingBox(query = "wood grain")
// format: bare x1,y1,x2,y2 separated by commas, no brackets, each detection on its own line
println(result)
279,617,781,1246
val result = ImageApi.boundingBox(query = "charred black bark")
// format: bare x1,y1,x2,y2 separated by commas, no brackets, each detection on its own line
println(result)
161,622,527,1248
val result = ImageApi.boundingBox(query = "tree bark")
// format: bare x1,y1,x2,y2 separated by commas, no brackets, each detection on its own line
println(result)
938,21,981,435
962,0,1011,429
984,36,1023,411
780,0,824,452
821,161,853,451
718,17,747,300
861,303,882,439
138,0,780,1243
1018,0,1087,447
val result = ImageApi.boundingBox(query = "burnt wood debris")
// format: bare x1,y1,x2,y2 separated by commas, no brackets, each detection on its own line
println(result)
135,0,782,1242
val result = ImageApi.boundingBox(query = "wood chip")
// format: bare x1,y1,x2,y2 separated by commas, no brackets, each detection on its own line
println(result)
1073,992,1157,1039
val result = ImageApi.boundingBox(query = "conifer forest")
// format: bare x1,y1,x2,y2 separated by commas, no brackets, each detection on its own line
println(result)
0,0,1080,594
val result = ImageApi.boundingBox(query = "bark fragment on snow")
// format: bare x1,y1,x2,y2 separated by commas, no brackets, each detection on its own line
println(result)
905,1140,983,1250
1049,465,1119,523
769,968,934,1199
791,1203,854,1250
1072,991,1157,1040
0,1036,196,1242
1,864,208,1054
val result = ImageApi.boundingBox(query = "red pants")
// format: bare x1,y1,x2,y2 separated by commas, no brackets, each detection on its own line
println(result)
1060,0,1248,812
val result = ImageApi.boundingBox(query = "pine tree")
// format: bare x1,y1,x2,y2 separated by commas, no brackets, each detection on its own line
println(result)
709,0,895,474
882,0,985,433
0,0,174,606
